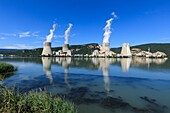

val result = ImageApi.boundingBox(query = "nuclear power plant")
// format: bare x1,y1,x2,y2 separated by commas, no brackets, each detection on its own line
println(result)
40,14,167,58
121,43,132,57
41,42,52,56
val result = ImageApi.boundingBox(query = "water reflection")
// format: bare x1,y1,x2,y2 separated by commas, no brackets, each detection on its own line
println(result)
120,58,132,72
55,57,72,88
2,57,170,113
132,58,168,69
92,58,116,93
42,57,168,85
42,57,53,84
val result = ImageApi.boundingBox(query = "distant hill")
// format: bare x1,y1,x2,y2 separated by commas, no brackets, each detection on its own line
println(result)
0,43,170,56
0,49,18,53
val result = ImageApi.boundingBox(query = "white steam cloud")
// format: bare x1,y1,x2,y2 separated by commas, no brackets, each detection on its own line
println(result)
64,23,73,44
103,12,117,43
46,24,57,42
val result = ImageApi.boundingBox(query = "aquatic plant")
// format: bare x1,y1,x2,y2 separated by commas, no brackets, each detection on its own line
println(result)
0,86,77,113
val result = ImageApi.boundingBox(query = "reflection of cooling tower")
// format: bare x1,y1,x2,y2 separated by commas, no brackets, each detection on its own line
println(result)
62,44,69,52
121,43,132,57
42,57,53,84
121,58,132,72
42,57,52,71
42,42,52,56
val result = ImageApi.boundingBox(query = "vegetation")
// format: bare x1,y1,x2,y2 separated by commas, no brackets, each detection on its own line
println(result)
0,43,170,57
0,62,17,80
0,86,77,113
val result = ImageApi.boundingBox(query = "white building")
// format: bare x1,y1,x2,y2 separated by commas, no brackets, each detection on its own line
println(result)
55,44,72,56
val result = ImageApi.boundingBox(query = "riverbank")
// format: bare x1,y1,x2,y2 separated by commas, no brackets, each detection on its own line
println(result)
0,86,77,113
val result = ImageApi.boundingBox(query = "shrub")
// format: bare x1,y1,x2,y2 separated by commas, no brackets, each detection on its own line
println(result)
0,62,17,80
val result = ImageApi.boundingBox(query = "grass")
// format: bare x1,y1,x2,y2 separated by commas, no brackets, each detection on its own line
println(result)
0,62,17,80
0,86,77,113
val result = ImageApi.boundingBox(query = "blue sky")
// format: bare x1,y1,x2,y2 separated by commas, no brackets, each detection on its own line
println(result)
0,0,170,49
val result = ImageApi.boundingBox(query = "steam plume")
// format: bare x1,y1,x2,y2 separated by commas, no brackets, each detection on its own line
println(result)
64,23,73,44
46,24,56,42
103,12,117,43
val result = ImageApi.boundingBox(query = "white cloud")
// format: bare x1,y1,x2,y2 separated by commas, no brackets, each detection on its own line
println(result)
0,33,17,37
1,31,41,38
0,46,18,49
19,32,31,38
32,32,39,37
0,37,6,40
0,44,34,49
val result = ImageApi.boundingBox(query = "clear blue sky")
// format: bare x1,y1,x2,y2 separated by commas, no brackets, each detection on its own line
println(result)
0,0,170,49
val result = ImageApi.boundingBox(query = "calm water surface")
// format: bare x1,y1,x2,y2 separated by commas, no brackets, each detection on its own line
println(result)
1,57,170,113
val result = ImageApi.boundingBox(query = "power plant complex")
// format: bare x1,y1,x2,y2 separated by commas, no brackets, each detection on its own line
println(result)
41,13,167,58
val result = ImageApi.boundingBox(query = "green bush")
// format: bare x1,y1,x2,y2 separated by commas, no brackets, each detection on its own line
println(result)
0,62,17,80
0,62,17,74
0,87,77,113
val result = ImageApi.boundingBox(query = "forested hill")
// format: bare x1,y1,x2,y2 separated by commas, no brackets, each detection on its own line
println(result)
0,43,170,57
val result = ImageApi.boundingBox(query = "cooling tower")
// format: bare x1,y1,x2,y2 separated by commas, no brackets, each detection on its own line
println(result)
102,43,110,53
42,42,52,56
121,43,132,57
62,44,69,52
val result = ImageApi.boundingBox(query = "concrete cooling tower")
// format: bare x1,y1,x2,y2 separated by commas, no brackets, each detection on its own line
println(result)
42,42,52,56
102,43,110,52
121,43,132,57
62,44,69,52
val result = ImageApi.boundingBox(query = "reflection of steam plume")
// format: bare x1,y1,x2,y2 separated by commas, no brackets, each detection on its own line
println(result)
98,58,111,93
92,58,116,94
42,57,53,84
64,24,73,44
103,67,110,93
102,59,110,93
103,12,117,43
46,24,56,42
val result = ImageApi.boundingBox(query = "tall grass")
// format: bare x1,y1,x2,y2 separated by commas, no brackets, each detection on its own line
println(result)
0,86,77,113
